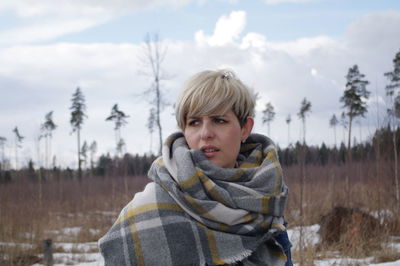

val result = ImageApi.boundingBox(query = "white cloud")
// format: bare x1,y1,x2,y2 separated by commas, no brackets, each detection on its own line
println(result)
1,10,400,167
263,0,317,4
265,36,339,56
195,10,246,46
240,32,267,50
0,0,193,18
0,0,194,45
0,18,108,45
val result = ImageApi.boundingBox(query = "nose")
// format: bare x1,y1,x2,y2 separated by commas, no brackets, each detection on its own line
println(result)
200,121,215,140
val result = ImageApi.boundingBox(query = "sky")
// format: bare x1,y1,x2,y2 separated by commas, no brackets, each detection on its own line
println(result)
0,0,400,169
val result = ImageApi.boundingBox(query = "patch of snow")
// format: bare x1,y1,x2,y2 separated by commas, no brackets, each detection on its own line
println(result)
32,252,104,266
0,241,34,249
288,224,320,248
370,260,400,265
54,242,98,253
312,256,374,265
369,209,395,224
94,211,118,217
89,228,100,235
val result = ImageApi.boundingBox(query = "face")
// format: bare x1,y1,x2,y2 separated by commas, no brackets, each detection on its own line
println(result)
184,110,254,168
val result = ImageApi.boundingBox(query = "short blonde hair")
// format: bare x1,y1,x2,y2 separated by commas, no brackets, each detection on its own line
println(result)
176,69,256,130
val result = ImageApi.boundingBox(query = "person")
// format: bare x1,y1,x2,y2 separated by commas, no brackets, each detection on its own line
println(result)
99,69,292,265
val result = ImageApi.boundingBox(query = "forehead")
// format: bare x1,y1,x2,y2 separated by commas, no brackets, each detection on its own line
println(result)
186,110,235,119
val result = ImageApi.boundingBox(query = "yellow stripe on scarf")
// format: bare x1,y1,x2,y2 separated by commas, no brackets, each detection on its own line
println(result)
226,168,244,182
265,150,283,195
198,174,230,207
184,194,216,221
240,149,263,168
271,223,286,231
115,203,183,225
261,195,271,214
205,227,225,265
271,250,287,261
178,169,202,189
125,213,145,266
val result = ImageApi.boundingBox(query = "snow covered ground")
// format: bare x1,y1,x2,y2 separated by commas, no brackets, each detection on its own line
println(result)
2,224,398,265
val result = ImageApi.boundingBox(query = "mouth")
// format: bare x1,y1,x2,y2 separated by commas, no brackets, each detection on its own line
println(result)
201,146,220,158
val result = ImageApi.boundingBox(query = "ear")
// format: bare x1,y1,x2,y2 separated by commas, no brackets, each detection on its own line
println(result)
241,116,254,141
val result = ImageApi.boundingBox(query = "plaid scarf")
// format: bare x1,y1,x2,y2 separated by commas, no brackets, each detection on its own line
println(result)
99,132,288,266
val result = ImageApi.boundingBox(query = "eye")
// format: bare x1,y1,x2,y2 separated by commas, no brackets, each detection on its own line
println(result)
187,119,200,127
214,117,227,124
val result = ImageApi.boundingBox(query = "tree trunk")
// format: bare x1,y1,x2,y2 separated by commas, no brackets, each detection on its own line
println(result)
15,141,18,170
299,119,307,266
77,129,82,180
347,114,353,162
346,114,353,206
299,144,306,266
393,128,399,211
156,79,163,156
334,125,337,148
374,130,382,221
45,135,49,169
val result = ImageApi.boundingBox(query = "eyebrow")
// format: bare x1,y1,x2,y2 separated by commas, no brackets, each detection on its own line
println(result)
187,114,227,119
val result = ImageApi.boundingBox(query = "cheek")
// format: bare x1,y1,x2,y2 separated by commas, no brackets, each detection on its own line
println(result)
183,130,197,149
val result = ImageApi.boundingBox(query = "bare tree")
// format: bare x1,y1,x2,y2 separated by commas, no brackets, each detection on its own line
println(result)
106,104,129,157
140,33,168,155
329,114,339,147
262,102,275,136
146,108,156,154
12,127,24,170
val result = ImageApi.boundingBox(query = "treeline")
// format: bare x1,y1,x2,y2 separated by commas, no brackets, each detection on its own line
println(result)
0,153,156,183
278,126,400,166
0,126,399,184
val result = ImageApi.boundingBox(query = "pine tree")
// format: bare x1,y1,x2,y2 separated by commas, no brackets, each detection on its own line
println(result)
262,102,275,136
340,65,370,161
70,87,87,179
298,98,312,145
296,97,311,266
106,104,129,157
384,49,400,209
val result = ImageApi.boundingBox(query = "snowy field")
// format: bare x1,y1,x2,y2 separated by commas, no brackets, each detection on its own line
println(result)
1,224,395,265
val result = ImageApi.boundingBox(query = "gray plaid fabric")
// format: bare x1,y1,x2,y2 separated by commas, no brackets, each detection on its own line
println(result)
99,132,288,265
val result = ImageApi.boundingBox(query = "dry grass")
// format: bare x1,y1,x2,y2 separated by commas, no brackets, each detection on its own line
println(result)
0,175,150,265
1,159,399,265
284,160,400,264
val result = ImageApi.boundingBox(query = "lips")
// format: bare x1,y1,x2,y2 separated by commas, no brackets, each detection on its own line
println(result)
201,145,220,158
